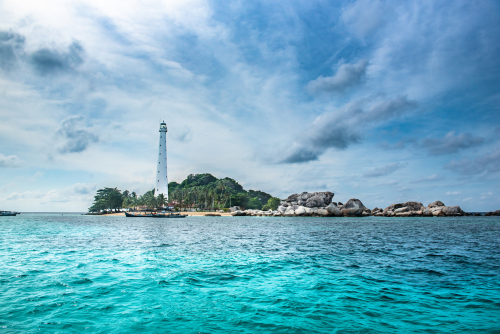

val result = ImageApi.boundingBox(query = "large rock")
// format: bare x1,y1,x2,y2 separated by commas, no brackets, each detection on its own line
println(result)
294,206,307,216
326,203,342,216
228,206,241,212
284,191,334,208
231,210,246,216
422,208,433,217
277,206,287,214
316,209,330,216
442,206,463,216
341,199,366,216
428,201,445,208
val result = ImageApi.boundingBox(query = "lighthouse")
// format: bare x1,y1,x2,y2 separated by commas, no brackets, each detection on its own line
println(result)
156,121,168,200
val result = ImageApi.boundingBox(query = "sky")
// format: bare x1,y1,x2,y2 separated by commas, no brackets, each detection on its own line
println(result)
1,0,499,212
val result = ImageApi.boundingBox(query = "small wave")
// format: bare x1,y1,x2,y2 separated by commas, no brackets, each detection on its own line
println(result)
73,278,93,284
409,268,446,276
364,310,382,317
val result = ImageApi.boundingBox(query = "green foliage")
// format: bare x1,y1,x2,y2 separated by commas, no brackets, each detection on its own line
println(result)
248,190,272,205
267,197,281,210
247,197,262,210
88,187,123,212
231,193,249,208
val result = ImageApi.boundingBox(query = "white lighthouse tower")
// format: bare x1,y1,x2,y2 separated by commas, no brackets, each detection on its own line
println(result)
156,121,168,200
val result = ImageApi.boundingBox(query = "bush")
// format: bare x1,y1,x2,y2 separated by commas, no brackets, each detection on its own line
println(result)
264,197,281,211
223,208,229,212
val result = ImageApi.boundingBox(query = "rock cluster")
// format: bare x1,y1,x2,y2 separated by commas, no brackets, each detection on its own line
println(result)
485,210,500,216
229,192,470,218
377,201,464,217
231,191,371,217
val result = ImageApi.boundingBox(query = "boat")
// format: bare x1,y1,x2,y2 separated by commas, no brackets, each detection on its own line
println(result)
125,212,187,218
1,211,18,216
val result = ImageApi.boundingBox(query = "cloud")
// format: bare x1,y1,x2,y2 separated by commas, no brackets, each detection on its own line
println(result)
0,154,21,167
30,42,84,75
445,147,500,175
341,0,389,39
446,191,461,195
307,59,368,93
56,115,98,154
73,183,95,195
363,162,407,177
421,131,485,155
410,174,442,183
0,30,25,70
279,96,416,163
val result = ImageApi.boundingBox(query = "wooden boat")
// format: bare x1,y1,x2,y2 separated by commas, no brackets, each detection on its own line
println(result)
0,211,18,216
125,212,187,218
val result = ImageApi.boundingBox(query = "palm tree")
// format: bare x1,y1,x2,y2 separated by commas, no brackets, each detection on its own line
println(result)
157,194,166,208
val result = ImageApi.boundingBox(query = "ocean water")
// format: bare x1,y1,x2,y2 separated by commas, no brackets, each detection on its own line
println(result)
1,214,499,333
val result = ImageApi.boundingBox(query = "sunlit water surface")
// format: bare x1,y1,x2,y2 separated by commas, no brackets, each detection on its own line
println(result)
1,214,499,333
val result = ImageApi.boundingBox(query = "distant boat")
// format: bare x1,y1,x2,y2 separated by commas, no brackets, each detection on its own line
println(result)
0,211,18,216
125,212,187,218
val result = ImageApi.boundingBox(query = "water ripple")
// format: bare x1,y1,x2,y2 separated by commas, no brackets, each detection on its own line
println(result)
0,214,499,333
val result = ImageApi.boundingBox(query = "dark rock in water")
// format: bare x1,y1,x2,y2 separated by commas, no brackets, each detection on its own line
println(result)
442,206,464,216
341,198,366,216
428,201,445,208
485,210,500,216
474,213,482,216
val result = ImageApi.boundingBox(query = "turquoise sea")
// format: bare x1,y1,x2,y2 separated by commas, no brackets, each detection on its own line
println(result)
1,213,499,333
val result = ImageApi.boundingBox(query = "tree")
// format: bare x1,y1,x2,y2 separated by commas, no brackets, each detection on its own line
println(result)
156,194,167,208
262,197,281,211
88,187,123,212
247,197,261,210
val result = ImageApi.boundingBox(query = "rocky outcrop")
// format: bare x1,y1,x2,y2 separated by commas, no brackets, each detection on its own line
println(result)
228,206,241,212
230,193,469,218
382,201,463,217
340,199,366,216
485,210,500,216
